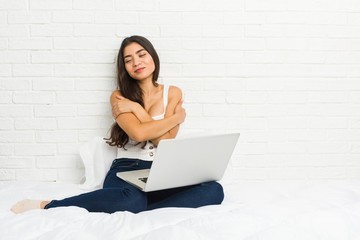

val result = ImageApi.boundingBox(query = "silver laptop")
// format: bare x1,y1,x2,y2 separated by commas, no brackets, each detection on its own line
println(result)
116,133,240,192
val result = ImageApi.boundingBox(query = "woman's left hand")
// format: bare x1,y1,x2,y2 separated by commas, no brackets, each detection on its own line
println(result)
112,96,138,119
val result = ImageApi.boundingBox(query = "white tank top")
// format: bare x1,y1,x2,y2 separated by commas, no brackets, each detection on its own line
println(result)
116,85,169,161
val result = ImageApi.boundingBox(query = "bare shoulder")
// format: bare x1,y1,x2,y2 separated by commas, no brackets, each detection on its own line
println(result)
164,85,183,116
110,90,121,104
168,85,182,101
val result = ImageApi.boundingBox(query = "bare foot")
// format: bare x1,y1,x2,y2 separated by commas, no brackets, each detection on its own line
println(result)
11,199,49,214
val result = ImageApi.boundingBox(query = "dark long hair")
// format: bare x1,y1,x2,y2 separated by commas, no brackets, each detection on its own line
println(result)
105,35,160,148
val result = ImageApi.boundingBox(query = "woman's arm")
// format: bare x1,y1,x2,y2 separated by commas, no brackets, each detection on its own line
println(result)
111,92,152,122
111,86,183,127
150,87,183,145
110,89,186,142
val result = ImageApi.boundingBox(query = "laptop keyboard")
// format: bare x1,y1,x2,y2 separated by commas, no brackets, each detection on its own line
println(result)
138,177,148,183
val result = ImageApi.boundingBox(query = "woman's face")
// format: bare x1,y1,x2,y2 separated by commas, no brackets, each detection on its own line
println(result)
123,42,155,82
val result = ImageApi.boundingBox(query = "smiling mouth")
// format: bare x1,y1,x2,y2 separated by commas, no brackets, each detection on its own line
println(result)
135,67,145,73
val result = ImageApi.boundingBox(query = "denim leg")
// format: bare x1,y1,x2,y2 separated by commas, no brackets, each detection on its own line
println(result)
45,187,146,214
147,181,224,210
45,158,151,214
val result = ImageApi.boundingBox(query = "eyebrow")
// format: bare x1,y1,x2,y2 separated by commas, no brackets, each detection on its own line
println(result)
124,49,145,59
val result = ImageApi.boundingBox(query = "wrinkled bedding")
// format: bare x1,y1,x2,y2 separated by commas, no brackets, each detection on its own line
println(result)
1,180,360,240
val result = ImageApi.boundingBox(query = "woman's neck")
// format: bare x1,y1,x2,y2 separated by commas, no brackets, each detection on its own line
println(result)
139,79,158,98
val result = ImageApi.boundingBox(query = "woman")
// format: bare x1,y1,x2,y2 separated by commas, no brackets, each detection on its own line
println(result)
11,35,224,214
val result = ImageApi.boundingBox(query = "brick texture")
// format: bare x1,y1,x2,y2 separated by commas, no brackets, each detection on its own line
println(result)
1,0,360,182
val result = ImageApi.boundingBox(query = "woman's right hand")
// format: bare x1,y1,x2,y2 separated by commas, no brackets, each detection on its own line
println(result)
112,96,138,119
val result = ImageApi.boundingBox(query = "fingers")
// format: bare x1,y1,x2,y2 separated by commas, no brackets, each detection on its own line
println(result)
111,102,121,119
112,96,125,118
111,97,134,118
112,107,119,119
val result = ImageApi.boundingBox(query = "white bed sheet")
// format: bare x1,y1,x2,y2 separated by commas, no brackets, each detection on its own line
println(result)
1,180,360,240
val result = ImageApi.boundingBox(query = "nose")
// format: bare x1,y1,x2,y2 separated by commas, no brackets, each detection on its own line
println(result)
133,57,141,67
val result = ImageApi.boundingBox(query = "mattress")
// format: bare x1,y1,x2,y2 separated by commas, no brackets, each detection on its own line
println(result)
1,180,360,240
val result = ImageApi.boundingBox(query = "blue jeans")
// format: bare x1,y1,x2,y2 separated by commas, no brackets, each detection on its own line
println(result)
45,158,224,214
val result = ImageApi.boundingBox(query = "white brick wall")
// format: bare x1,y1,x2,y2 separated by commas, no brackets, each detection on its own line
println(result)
1,0,360,182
